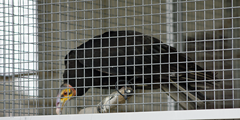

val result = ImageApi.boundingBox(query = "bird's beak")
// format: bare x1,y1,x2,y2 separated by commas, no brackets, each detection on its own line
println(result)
56,93,69,115
56,94,63,115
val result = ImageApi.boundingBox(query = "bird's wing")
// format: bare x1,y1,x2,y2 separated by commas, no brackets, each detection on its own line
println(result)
76,30,145,75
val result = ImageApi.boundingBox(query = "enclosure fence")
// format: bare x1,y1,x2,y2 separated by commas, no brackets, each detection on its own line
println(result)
0,0,240,119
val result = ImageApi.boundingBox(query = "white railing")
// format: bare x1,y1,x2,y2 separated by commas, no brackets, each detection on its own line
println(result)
2,108,240,120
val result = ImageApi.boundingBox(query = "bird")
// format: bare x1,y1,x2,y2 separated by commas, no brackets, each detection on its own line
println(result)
56,30,217,114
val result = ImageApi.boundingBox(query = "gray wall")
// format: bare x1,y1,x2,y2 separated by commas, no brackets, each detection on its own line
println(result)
183,0,240,108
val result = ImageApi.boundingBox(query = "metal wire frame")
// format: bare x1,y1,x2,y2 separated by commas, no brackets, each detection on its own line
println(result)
0,0,240,118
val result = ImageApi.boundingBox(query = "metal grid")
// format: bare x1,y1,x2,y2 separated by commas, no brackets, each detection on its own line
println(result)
0,0,240,118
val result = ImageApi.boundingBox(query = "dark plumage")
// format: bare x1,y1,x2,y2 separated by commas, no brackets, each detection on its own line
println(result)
62,30,216,109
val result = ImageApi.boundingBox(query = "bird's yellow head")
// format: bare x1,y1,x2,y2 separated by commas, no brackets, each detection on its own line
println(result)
56,84,76,115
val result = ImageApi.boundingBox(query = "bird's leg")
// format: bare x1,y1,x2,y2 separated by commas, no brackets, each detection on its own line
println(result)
97,87,133,113
114,77,137,100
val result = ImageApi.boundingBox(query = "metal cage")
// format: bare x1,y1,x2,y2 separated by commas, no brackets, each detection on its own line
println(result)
0,0,240,119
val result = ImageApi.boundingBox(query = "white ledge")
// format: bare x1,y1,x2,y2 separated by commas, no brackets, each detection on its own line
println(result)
2,108,240,120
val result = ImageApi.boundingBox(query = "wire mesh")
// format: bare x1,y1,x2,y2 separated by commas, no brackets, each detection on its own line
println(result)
0,0,240,117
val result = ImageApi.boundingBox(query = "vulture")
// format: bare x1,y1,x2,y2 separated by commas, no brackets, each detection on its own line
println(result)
56,30,216,114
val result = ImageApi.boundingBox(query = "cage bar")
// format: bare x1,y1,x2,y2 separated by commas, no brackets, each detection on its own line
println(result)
0,0,240,119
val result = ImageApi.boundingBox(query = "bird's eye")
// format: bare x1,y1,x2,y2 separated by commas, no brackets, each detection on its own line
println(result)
64,92,67,95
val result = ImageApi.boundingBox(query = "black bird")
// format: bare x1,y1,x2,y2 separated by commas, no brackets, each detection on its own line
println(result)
56,30,216,114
